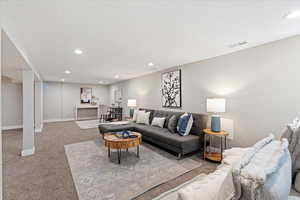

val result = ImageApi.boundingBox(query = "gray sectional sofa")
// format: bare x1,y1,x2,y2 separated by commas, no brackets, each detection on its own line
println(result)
98,109,208,158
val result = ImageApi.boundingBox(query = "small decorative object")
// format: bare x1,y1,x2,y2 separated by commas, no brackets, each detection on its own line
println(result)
206,98,226,132
161,69,181,108
91,96,99,105
80,88,92,104
122,131,131,138
127,99,137,118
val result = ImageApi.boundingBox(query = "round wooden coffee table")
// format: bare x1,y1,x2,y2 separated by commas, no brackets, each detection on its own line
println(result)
104,132,142,164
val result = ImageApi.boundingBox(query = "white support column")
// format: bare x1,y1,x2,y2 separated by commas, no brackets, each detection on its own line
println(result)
22,70,35,156
35,80,43,133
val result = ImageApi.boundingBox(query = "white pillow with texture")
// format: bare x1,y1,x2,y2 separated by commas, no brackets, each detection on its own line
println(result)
151,117,166,128
136,111,150,125
132,109,141,122
178,165,235,200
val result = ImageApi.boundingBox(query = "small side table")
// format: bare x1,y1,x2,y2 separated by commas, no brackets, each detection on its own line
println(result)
203,128,228,162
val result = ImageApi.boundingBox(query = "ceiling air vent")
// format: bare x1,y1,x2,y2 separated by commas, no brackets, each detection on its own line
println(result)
228,41,248,48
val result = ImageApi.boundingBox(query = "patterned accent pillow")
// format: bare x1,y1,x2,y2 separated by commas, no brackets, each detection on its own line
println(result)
151,117,166,128
168,115,179,133
136,111,150,125
177,113,193,136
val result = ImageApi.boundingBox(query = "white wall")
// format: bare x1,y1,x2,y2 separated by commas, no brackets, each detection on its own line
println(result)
109,34,300,147
43,81,109,121
34,81,43,132
1,76,22,129
0,21,3,200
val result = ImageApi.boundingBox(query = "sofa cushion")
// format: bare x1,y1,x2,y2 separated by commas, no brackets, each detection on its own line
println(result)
151,117,166,128
136,111,151,125
134,124,200,150
98,123,135,133
139,108,155,123
141,108,208,135
177,113,193,136
152,110,182,128
168,115,179,133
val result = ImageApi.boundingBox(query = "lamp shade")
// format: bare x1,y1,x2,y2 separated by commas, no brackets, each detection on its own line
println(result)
127,99,137,107
206,98,226,113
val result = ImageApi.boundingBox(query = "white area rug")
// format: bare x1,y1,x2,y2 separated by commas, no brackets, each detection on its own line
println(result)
65,139,201,200
75,120,130,129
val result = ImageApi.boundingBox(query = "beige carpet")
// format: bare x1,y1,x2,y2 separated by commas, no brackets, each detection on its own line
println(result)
65,139,202,200
3,121,217,200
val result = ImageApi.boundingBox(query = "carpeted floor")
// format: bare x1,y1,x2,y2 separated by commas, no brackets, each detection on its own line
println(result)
3,121,217,200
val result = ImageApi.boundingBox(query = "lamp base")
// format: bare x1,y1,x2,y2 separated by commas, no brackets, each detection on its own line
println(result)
129,109,134,118
211,116,221,132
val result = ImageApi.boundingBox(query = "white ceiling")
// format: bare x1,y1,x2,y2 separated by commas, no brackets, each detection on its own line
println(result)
2,0,300,84
2,30,30,81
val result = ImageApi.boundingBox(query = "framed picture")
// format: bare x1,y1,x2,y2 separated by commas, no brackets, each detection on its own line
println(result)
161,69,182,108
80,88,92,104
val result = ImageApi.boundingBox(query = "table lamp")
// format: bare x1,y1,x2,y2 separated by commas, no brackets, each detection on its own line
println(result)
127,99,137,118
206,98,226,132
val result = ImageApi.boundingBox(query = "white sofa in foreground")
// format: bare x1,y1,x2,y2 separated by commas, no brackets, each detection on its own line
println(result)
153,135,298,200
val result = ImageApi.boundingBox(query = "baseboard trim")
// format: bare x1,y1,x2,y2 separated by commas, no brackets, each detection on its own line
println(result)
2,125,22,130
44,118,75,123
2,125,44,133
21,147,35,156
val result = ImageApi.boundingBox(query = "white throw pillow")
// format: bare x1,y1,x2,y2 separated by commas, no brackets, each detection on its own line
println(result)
132,109,140,122
178,165,235,200
136,111,150,125
151,117,166,128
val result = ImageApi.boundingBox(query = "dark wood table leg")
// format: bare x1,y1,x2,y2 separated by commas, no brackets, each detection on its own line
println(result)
118,149,121,164
137,145,139,158
108,147,111,158
203,134,206,160
220,136,223,162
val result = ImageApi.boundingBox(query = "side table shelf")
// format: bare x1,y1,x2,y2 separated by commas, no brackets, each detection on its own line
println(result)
203,128,229,162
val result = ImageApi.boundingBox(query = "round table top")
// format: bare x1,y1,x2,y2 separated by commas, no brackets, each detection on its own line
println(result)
104,132,142,142
203,128,229,136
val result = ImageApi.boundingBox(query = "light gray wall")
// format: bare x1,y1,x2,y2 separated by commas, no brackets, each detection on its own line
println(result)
109,35,300,147
43,81,109,121
1,76,23,128
0,24,3,200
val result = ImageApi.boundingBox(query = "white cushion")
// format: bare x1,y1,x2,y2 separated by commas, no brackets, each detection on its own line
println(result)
178,165,235,200
132,109,141,122
136,111,150,125
151,117,166,128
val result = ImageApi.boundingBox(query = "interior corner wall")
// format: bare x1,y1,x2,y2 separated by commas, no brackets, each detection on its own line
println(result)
109,34,300,147
0,17,3,200
1,76,23,129
43,81,109,122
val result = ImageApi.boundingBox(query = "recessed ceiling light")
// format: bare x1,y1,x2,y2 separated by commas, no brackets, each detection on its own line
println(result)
148,62,154,67
285,11,300,19
64,70,71,74
74,49,83,55
114,74,120,79
98,81,104,84
61,78,65,82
